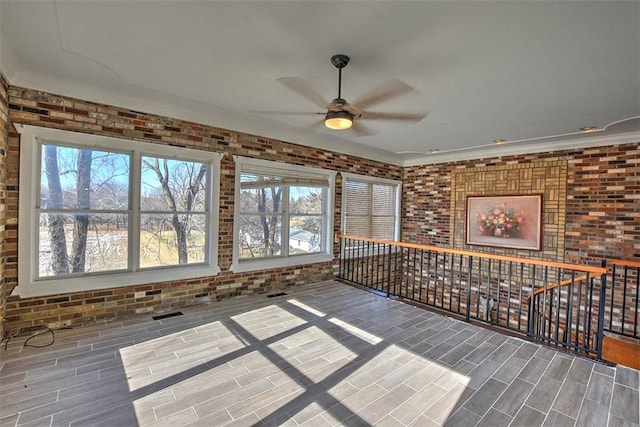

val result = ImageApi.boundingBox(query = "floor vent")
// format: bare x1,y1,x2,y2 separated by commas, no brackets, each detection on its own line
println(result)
266,292,287,298
152,312,184,320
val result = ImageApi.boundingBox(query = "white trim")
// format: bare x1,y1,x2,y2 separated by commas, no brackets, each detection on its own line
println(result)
15,125,222,298
6,70,638,168
340,172,403,187
229,253,334,274
234,155,338,180
403,131,640,167
231,156,336,273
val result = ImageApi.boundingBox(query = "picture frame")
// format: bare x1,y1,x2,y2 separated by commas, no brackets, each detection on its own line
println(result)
465,194,543,250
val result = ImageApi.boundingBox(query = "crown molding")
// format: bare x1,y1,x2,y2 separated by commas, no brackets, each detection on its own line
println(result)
402,132,640,167
6,69,637,170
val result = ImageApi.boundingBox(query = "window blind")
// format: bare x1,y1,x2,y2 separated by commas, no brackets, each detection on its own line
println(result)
343,175,399,240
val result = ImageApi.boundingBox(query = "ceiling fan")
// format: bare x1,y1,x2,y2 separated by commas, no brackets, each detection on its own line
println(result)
257,54,426,136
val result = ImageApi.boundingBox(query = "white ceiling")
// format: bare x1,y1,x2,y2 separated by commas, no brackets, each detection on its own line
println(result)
1,1,639,166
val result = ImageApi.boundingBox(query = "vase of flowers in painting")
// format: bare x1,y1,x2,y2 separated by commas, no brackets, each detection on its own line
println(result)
476,203,526,239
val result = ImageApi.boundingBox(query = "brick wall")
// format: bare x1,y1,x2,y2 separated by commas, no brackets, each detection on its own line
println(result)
403,145,640,264
0,73,8,338
5,84,639,335
5,86,402,333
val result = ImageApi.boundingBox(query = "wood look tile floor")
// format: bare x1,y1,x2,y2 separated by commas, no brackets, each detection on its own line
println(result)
1,281,638,426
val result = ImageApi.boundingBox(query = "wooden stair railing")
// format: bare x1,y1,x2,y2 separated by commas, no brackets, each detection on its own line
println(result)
337,234,609,358
527,274,590,348
337,234,608,274
529,274,589,299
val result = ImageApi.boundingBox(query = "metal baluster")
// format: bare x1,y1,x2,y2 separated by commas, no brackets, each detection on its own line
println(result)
518,263,524,331
565,272,575,349
507,262,513,330
449,252,454,311
426,250,433,305
635,265,639,337
596,272,607,360
585,273,595,352
496,259,502,326
338,236,344,279
465,256,473,322
608,261,615,332
433,252,439,307
621,264,629,334
419,249,425,303
457,254,463,313
575,272,583,348
375,239,381,289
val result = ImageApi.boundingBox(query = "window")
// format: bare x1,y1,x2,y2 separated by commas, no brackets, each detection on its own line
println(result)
341,172,401,241
17,125,222,297
231,156,335,272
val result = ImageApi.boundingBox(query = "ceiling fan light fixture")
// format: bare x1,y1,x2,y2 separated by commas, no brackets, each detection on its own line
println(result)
325,110,353,130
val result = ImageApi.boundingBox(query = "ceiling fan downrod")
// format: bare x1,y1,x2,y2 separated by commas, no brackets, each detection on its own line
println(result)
331,54,350,100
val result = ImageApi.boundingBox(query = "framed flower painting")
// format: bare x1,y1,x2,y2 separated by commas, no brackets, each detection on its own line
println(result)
465,194,543,250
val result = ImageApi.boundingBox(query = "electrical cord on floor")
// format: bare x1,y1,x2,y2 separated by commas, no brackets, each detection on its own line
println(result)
2,326,71,351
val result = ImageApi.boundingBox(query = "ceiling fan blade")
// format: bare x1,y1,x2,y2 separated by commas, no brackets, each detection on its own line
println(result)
351,79,416,109
350,121,376,137
360,111,427,122
277,77,330,110
304,118,326,131
251,110,324,116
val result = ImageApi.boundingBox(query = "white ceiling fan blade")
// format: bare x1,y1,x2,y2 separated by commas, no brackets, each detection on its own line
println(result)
360,111,427,122
351,79,416,110
350,121,376,137
251,110,323,116
277,77,330,110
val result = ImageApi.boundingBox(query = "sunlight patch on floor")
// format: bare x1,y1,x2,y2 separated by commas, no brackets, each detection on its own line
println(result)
268,325,357,382
326,344,471,425
328,317,383,344
131,350,305,425
120,320,246,391
121,299,470,425
286,298,326,317
231,304,307,340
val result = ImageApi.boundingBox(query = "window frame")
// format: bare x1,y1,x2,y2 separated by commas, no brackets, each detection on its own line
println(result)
341,172,402,241
231,156,336,273
16,125,222,297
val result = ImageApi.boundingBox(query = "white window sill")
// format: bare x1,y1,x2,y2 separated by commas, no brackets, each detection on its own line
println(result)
13,265,221,298
229,253,333,273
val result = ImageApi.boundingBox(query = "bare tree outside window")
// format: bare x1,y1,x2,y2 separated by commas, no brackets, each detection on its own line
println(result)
232,158,333,269
23,127,220,296
141,157,208,267
238,179,325,259
43,145,70,275
40,144,130,277
239,185,283,258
